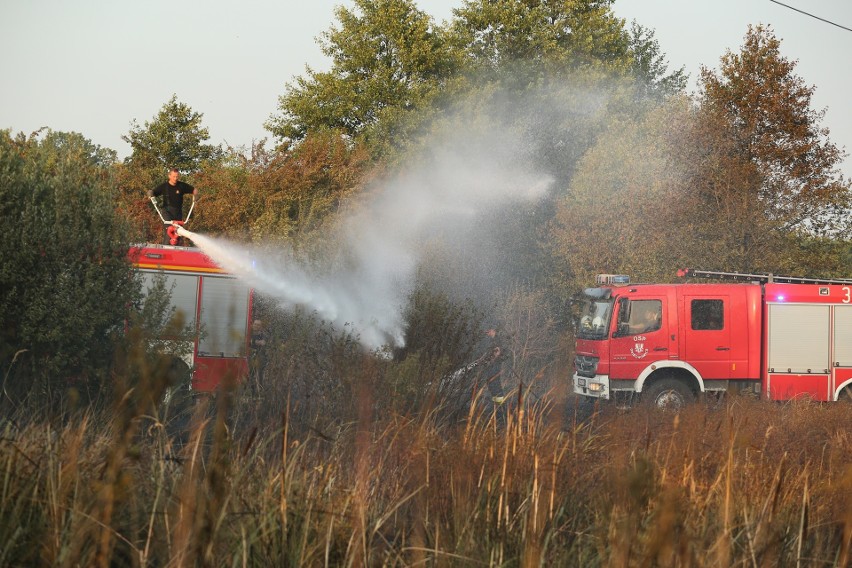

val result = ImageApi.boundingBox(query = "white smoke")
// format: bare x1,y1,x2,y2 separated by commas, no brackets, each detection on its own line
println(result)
179,129,553,350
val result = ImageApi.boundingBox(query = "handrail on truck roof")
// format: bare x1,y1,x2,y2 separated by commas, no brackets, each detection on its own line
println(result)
677,268,852,285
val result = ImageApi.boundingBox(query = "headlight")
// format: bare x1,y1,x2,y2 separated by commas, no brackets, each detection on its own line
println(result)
588,382,604,393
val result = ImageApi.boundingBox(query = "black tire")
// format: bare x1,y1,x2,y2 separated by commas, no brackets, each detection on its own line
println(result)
838,386,852,403
642,378,694,411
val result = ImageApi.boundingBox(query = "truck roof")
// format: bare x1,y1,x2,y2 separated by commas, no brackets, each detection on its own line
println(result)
593,280,849,304
128,243,224,274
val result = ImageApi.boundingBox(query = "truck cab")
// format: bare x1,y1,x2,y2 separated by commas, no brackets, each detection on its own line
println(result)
573,275,762,405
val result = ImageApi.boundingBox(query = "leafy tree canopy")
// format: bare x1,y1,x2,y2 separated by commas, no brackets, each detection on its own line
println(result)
550,25,852,289
625,21,687,100
0,129,137,399
449,0,629,77
548,97,692,289
266,0,457,151
692,26,852,270
698,25,851,240
123,94,222,174
268,0,685,162
195,130,371,244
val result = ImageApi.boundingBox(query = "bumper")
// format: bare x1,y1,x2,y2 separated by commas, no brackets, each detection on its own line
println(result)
573,373,611,399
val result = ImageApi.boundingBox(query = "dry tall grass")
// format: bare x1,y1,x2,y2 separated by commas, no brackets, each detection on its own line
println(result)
1,374,850,567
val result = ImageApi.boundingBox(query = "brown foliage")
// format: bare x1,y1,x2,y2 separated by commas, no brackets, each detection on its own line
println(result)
193,132,371,244
115,131,371,247
697,24,851,248
112,162,162,243
3,389,850,566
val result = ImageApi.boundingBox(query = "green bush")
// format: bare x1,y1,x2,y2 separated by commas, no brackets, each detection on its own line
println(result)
0,130,136,405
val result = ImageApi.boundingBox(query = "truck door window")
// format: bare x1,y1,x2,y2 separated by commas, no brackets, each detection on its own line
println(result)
199,276,250,357
691,299,723,330
140,271,198,330
620,299,662,334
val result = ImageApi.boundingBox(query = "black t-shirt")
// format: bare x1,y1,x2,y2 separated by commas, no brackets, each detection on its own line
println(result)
152,180,194,218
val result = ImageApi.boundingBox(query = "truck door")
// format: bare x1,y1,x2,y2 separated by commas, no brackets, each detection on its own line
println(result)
832,305,852,400
682,296,733,379
766,303,830,401
609,297,668,380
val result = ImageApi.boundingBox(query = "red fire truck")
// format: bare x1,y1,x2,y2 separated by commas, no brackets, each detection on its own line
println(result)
572,269,852,407
128,243,253,392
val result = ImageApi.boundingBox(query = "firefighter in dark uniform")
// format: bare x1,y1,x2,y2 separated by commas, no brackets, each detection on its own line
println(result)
148,168,197,245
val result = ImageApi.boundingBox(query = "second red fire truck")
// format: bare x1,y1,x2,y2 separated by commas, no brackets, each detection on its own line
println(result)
129,243,253,392
573,269,852,407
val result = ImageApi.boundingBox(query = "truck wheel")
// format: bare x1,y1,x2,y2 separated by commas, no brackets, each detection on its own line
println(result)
159,359,193,429
839,386,852,403
643,378,694,411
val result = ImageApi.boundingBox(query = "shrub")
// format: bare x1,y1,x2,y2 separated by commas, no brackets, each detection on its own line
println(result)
0,130,136,405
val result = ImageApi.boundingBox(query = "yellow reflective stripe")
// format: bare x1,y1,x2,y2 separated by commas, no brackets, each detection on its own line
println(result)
134,262,225,274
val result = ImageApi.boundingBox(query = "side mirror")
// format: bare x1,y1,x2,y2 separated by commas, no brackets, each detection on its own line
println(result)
612,298,631,337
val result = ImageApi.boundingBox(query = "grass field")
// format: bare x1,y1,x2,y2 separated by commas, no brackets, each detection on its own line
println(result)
1,384,850,567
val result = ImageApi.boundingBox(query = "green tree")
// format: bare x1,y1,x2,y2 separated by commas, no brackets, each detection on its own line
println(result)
266,0,457,152
548,97,694,291
780,233,852,279
118,95,221,240
0,129,137,401
35,128,119,167
452,0,685,93
123,94,222,173
696,25,851,269
423,2,683,291
445,1,686,122
449,0,630,81
625,21,687,100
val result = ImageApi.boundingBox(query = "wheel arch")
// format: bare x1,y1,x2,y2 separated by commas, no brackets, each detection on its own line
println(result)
636,361,704,394
169,355,192,380
835,378,852,401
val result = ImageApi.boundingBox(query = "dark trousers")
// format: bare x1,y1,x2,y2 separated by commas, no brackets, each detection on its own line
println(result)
484,363,504,399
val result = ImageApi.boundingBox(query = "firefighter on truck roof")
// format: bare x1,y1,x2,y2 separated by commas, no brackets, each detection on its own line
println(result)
147,167,198,245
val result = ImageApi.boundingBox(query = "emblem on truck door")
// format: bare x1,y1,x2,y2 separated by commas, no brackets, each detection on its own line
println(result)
630,336,649,359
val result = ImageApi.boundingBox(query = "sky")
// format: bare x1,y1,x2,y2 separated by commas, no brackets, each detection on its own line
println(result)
2,0,851,175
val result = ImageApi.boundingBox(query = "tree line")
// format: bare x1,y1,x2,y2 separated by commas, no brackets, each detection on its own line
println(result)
2,0,850,404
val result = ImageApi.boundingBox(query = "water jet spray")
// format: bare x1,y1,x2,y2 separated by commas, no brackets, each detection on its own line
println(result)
155,124,556,352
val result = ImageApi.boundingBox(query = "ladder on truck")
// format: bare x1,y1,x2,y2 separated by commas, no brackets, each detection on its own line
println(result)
677,268,852,285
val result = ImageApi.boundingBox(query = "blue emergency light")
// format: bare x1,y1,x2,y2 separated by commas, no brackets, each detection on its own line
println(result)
595,274,630,285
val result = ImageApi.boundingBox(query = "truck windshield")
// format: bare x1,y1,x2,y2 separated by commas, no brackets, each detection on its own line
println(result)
577,292,613,340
